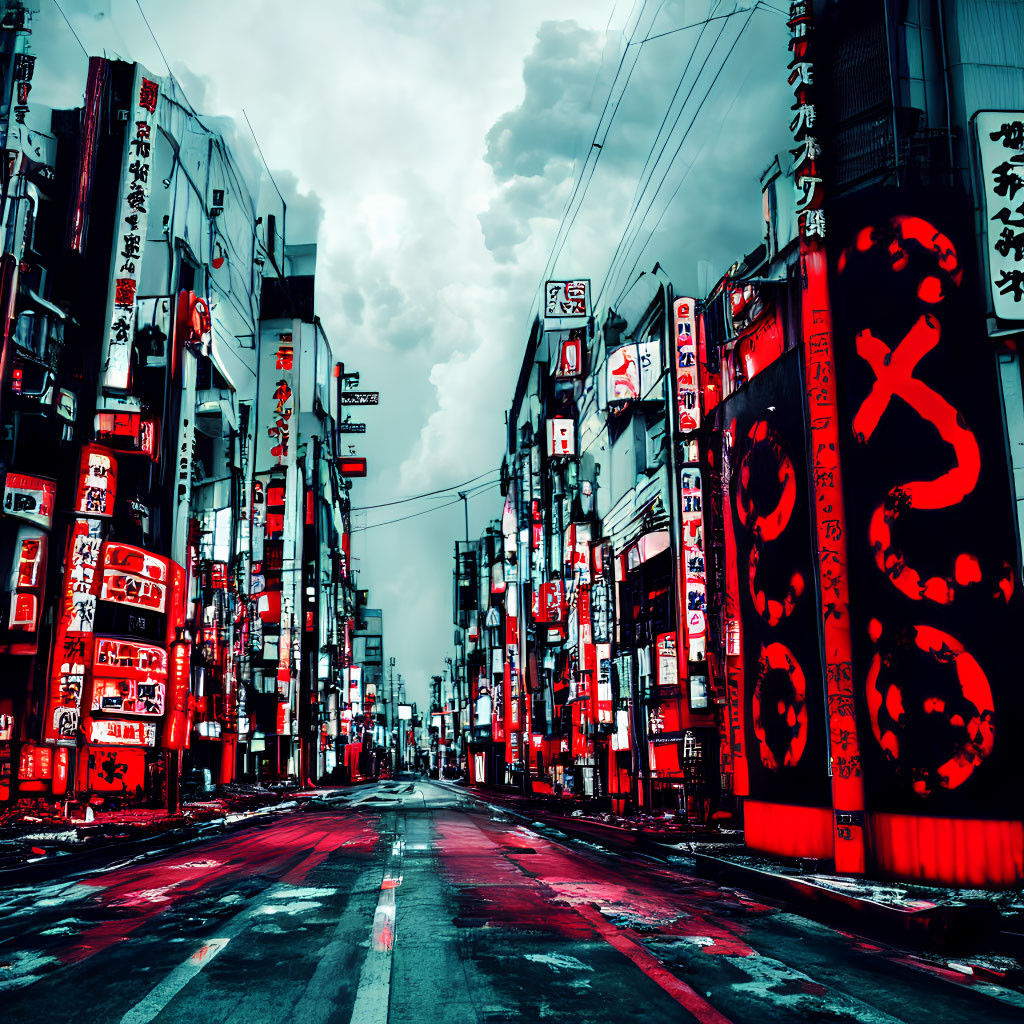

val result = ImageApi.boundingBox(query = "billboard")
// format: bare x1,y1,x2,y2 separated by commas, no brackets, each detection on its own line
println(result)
725,347,830,808
830,190,1024,819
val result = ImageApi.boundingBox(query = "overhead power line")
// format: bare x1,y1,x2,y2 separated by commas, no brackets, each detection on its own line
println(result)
597,0,733,311
50,0,89,57
521,0,657,333
599,4,759,312
353,479,499,533
350,468,499,511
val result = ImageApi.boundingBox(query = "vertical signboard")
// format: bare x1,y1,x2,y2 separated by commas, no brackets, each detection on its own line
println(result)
99,64,160,394
256,326,299,738
830,191,1024,852
680,467,707,664
726,350,831,812
789,0,865,871
974,112,1024,324
42,448,119,744
673,298,700,432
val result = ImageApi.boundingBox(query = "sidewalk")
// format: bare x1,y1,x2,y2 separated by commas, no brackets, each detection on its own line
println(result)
471,781,1024,951
0,781,363,879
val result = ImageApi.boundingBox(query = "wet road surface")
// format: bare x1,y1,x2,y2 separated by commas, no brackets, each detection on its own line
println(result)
1,780,1022,1023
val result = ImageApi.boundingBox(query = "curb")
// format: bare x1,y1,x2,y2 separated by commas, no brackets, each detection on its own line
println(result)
0,794,344,886
468,784,1004,950
692,853,1003,949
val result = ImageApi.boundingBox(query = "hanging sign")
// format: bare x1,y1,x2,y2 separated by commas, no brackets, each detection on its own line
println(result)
546,418,575,457
544,279,590,328
338,422,367,433
338,392,379,405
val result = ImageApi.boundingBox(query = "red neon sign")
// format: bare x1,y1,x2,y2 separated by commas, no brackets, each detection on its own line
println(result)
337,458,367,477
75,444,118,518
162,640,191,750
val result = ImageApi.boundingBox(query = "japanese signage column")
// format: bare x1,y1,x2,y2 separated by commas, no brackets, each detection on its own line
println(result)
975,112,1024,325
673,299,709,714
42,446,117,745
789,1,866,872
830,182,1024,879
256,324,299,744
99,65,160,395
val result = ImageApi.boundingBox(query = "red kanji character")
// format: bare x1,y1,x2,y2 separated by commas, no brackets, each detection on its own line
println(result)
114,278,137,308
138,78,159,113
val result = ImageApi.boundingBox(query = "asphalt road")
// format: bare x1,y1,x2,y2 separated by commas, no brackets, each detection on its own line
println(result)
1,779,1022,1023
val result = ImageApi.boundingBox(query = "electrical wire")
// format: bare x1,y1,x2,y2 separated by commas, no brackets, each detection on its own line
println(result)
542,0,671,291
242,108,286,213
610,18,760,310
350,468,499,511
50,0,88,58
520,0,653,333
597,0,732,311
600,4,758,312
354,479,499,533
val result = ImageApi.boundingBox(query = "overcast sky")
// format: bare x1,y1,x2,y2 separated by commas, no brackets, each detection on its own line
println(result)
34,0,790,708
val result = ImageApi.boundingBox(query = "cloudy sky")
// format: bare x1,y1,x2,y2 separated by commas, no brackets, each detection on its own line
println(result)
33,0,790,708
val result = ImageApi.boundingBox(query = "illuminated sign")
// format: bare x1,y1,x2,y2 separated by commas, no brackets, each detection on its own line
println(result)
7,527,46,637
545,418,575,457
93,637,167,679
91,678,166,716
257,331,295,470
75,444,118,518
673,298,700,432
99,64,160,393
680,467,707,662
656,632,677,687
42,515,104,745
98,542,168,613
337,458,367,477
554,329,584,378
2,472,55,529
607,344,640,402
88,718,157,746
162,640,191,750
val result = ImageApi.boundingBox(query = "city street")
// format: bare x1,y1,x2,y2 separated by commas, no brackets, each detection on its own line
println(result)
1,781,1022,1024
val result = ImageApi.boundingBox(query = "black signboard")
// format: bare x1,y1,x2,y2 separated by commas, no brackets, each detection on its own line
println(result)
338,392,379,406
725,347,831,808
829,188,1024,818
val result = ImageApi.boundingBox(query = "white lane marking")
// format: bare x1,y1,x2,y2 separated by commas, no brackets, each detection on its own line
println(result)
118,878,317,1024
290,865,385,1024
119,938,231,1024
346,820,406,1024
